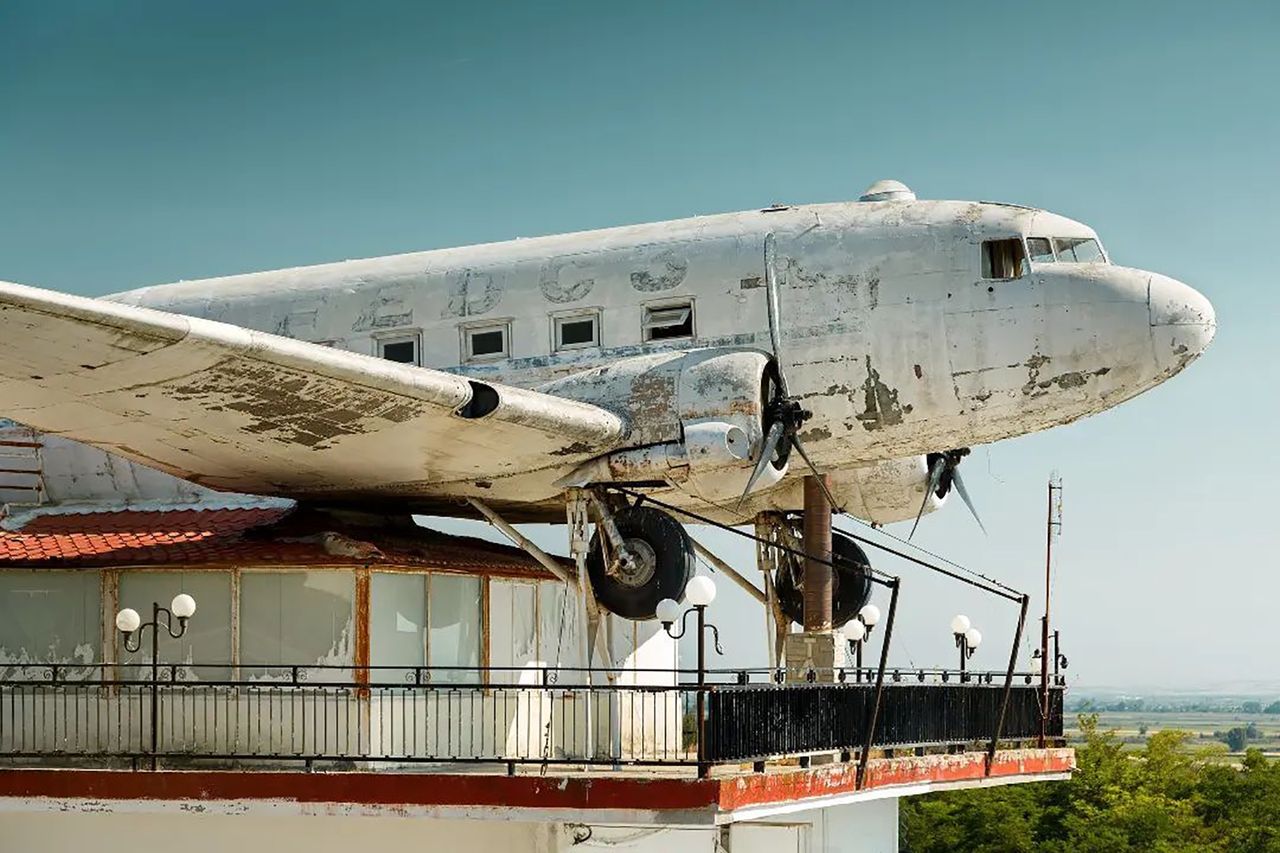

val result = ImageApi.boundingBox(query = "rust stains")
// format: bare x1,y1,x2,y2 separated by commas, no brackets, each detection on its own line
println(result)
855,357,912,431
628,371,678,430
167,359,420,450
798,426,831,443
1020,353,1052,396
1020,352,1111,396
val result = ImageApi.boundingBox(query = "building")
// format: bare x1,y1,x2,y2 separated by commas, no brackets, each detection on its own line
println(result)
0,503,1070,852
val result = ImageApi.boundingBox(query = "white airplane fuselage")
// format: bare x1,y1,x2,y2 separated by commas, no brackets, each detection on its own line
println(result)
24,194,1214,524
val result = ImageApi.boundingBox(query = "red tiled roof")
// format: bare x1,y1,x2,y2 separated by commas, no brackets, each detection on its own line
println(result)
0,506,562,577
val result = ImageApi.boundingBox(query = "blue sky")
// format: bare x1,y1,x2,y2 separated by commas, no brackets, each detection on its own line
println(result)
2,1,1276,689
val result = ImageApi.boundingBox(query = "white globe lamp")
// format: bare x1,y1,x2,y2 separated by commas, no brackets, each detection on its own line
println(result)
115,608,141,634
171,593,197,620
655,598,681,625
685,576,717,607
950,614,971,635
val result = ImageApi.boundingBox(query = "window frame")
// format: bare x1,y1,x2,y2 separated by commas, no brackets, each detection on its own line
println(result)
551,309,602,353
375,332,421,366
642,299,696,342
460,320,512,363
1052,236,1107,264
980,238,1029,280
1025,237,1057,264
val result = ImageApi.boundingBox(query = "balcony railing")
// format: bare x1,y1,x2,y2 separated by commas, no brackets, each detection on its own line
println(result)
0,664,1065,774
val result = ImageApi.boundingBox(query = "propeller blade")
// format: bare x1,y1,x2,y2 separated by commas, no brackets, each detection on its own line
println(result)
949,467,988,535
790,436,843,512
737,420,787,509
763,232,788,397
908,455,947,541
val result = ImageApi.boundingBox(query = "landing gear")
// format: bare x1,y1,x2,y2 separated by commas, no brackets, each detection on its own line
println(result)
585,504,696,620
773,525,872,628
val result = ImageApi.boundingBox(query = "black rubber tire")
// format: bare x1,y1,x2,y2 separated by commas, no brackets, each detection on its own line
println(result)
775,529,873,628
586,506,696,620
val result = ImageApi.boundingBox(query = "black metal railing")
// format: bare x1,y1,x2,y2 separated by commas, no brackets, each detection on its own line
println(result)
0,663,1064,773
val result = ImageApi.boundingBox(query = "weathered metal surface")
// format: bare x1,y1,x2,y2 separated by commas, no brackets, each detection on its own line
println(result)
0,190,1214,523
0,280,626,503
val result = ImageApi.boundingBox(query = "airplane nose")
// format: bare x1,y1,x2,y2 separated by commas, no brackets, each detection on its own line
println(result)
1149,273,1216,370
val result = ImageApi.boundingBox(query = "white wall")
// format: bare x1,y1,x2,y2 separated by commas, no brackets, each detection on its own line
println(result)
0,811,720,853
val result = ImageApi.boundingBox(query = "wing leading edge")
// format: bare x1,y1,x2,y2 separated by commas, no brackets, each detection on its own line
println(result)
0,280,626,498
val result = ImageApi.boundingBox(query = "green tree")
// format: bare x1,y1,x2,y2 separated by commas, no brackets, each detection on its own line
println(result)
900,715,1280,853
1263,700,1280,714
1221,727,1248,752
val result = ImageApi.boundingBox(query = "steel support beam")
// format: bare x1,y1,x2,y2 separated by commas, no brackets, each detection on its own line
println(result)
467,497,578,587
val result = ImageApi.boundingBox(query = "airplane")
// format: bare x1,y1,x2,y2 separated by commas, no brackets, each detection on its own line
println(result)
0,179,1215,623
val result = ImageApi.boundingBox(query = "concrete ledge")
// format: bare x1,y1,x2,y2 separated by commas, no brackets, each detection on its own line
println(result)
0,748,1074,826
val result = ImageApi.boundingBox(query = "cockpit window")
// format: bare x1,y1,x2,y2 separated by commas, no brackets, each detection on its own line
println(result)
1026,237,1055,263
1053,236,1105,263
981,239,1027,279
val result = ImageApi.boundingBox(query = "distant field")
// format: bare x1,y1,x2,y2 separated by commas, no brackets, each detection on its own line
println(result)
1065,710,1280,756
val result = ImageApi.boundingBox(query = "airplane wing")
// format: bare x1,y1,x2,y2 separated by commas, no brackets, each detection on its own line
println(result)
0,280,627,499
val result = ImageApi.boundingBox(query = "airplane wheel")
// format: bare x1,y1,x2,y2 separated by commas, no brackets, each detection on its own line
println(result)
587,506,695,620
775,528,873,628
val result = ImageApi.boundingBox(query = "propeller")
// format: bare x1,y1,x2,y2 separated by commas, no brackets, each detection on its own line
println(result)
908,448,987,540
738,233,841,511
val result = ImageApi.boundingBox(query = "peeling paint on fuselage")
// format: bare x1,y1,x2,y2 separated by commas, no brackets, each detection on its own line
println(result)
86,197,1214,518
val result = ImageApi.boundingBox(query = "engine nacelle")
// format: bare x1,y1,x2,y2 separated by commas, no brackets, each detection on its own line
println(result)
837,455,947,526
541,349,786,502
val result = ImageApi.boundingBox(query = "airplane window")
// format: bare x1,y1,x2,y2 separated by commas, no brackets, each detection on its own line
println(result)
1054,237,1105,264
378,336,419,365
643,302,694,341
554,313,600,351
1027,238,1056,263
981,239,1027,279
464,323,509,361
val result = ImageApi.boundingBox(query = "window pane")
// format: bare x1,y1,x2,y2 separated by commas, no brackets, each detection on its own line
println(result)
380,339,417,364
370,573,425,682
240,571,355,679
1027,238,1055,263
644,304,693,341
558,318,597,347
537,581,582,671
119,571,232,680
489,580,538,684
0,571,100,675
1054,237,1105,263
427,574,481,683
468,329,505,357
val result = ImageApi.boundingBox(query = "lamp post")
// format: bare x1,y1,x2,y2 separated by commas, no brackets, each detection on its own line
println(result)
950,614,982,681
845,603,881,683
116,593,197,770
1032,630,1068,679
656,576,723,779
